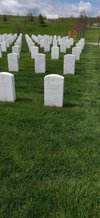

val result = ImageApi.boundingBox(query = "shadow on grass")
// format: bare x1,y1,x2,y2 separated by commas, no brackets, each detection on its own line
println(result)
19,69,31,73
16,97,33,103
64,102,79,108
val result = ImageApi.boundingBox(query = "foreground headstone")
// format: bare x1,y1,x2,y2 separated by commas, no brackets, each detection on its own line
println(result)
35,54,46,73
8,53,19,72
64,54,75,74
0,72,16,102
44,74,64,107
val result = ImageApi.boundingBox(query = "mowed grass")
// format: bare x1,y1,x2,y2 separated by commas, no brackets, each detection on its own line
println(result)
0,15,100,41
0,16,75,36
0,17,100,218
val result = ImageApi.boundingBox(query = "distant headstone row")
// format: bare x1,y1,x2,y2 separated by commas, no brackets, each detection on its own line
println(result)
31,34,74,50
25,34,85,74
0,33,17,55
0,34,85,107
0,33,85,74
25,34,74,59
0,33,22,72
0,36,85,106
8,34,22,72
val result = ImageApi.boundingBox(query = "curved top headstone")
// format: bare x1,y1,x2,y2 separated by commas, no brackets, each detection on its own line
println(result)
44,74,64,107
0,72,16,102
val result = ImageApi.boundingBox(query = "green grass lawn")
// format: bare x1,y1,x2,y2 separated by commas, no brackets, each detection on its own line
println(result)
0,16,100,218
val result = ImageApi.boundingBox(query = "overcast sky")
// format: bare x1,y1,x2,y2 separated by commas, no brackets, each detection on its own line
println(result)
0,0,100,17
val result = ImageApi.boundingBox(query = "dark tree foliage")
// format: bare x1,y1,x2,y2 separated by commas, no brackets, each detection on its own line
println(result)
3,14,8,22
39,14,44,25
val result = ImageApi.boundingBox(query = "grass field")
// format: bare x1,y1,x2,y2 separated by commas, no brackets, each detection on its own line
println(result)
0,15,100,41
0,16,100,218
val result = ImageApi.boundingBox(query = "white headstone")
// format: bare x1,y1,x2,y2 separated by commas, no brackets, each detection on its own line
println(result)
53,40,57,46
51,46,59,59
64,54,75,74
31,46,39,59
7,39,10,48
12,46,20,58
66,41,71,49
0,72,16,102
40,40,45,48
76,43,83,53
44,74,64,107
44,42,50,52
1,42,7,52
79,38,85,48
72,47,80,61
60,43,66,53
35,53,46,73
0,47,2,58
69,38,74,46
8,53,19,72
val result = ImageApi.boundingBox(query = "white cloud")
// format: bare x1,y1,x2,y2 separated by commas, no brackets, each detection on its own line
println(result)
78,1,92,13
0,0,99,17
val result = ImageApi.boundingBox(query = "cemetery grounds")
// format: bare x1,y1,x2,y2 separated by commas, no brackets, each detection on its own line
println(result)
0,17,100,218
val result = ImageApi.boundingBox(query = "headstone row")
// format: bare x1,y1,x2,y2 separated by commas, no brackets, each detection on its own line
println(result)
25,35,85,74
31,34,74,54
0,33,17,53
0,72,64,107
7,34,23,72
